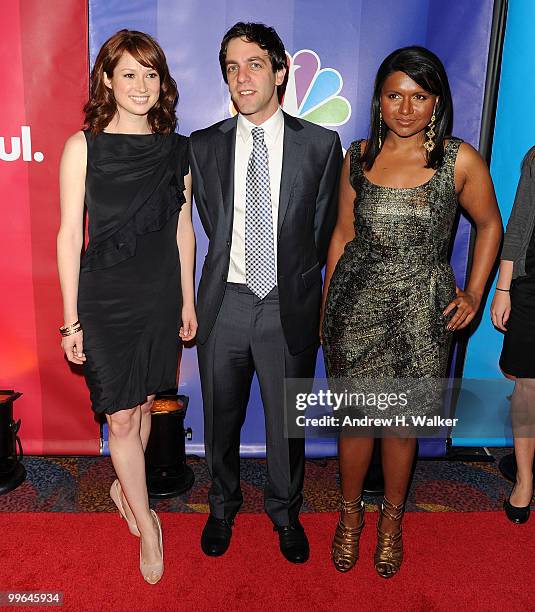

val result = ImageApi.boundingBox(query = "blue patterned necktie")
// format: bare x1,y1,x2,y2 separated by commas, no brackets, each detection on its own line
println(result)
245,127,276,299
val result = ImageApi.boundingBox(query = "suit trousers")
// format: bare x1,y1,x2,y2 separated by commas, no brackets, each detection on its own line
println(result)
197,282,317,526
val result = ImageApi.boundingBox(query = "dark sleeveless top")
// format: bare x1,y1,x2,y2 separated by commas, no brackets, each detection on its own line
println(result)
82,131,187,271
78,131,188,414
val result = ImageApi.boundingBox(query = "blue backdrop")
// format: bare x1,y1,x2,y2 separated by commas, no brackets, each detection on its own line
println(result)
90,0,495,457
456,0,535,447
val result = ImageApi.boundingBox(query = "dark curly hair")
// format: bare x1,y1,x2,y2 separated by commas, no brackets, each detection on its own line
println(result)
84,30,177,134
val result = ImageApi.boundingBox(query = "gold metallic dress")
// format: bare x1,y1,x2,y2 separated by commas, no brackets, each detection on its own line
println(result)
323,139,462,404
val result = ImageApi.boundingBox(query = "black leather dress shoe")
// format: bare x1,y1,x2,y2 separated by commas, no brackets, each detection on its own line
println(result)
201,515,233,556
274,521,309,563
504,497,531,524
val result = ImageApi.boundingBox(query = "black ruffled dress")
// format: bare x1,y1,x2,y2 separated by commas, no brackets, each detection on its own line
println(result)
78,131,188,414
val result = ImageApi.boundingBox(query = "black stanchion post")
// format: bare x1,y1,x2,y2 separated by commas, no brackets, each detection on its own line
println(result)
0,390,26,495
145,392,195,498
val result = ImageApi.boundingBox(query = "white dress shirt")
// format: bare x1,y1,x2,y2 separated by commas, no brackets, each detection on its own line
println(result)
227,107,284,283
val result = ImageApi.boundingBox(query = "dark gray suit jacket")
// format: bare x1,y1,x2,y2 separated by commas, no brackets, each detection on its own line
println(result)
189,111,343,355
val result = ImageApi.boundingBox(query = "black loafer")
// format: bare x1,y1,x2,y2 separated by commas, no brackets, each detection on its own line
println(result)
504,498,531,524
201,514,233,556
274,521,309,564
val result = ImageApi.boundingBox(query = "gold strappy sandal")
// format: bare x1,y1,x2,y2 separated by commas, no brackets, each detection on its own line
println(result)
374,497,405,579
331,494,365,572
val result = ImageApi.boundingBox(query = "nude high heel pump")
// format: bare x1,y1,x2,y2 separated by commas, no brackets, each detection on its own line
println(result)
140,510,164,585
110,479,141,537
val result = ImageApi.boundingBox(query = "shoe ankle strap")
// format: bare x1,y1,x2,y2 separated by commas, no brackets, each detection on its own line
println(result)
380,497,405,521
340,494,364,513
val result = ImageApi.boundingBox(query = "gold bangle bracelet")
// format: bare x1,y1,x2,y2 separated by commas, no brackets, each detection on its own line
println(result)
60,327,82,337
59,321,82,337
59,320,80,332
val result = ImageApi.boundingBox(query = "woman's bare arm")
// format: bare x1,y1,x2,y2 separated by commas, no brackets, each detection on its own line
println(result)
320,150,357,338
443,144,502,330
57,131,87,363
177,170,197,341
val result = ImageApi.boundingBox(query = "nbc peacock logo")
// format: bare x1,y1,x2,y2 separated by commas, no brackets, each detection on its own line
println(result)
283,49,351,126
229,49,351,127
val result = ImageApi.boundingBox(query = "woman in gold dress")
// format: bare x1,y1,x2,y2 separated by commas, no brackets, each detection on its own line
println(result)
321,46,502,577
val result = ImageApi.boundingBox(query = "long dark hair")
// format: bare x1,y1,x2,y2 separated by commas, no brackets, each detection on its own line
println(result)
361,46,453,170
84,30,178,135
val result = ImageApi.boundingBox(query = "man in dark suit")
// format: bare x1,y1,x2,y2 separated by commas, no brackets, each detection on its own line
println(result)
189,21,342,563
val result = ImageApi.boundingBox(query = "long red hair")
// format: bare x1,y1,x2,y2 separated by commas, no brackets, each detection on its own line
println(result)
84,30,177,134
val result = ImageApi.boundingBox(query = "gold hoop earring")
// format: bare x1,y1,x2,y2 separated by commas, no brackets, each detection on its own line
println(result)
379,109,383,149
423,105,437,153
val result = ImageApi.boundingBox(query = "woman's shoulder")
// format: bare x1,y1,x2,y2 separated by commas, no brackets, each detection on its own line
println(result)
64,130,87,148
444,136,465,155
344,139,367,168
342,140,367,181
170,132,189,156
450,139,484,174
348,138,367,154
448,138,494,192
520,146,535,175
172,132,188,144
61,130,87,160
60,131,87,178
169,133,189,177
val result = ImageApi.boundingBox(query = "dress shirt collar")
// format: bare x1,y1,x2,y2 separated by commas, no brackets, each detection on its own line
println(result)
237,107,284,146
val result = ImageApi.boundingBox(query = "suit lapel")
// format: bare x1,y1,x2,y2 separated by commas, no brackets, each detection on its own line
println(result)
278,112,305,236
215,116,238,227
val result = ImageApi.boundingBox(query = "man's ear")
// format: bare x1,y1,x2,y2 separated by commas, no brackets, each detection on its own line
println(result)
275,66,287,87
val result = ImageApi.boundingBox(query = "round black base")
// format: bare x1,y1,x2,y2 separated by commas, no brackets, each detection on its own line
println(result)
499,452,517,482
362,463,384,496
498,452,535,484
0,462,26,496
146,464,195,499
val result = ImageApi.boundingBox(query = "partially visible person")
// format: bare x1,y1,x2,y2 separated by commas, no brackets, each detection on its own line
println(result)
322,46,502,578
491,148,535,524
57,29,196,584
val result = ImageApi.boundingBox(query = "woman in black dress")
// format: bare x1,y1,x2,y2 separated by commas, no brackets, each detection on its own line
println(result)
57,30,196,584
491,149,535,524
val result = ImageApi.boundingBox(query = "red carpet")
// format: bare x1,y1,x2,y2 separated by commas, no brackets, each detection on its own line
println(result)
0,512,532,611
